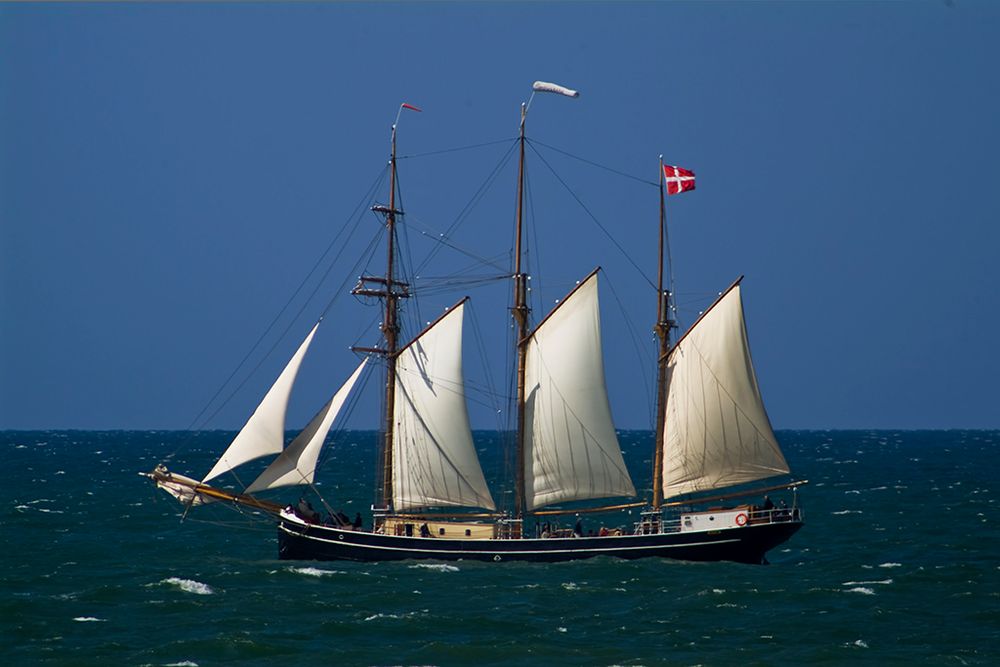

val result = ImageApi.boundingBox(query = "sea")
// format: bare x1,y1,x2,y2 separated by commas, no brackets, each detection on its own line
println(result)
3,430,998,666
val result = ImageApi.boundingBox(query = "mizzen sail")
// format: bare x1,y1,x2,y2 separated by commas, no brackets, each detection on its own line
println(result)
245,357,368,493
523,271,636,510
392,301,496,511
202,323,320,483
662,282,789,498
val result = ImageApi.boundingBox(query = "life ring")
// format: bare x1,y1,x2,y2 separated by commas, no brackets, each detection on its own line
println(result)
735,513,748,527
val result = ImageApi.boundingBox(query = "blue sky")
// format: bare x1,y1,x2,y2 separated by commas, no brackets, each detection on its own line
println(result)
2,2,998,430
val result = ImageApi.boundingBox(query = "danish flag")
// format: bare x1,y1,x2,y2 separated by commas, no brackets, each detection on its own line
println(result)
663,164,696,195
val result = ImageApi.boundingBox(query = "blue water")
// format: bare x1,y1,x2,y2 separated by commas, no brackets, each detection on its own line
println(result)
3,430,998,665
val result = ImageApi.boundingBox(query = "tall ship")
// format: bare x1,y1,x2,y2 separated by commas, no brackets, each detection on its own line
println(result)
144,82,805,564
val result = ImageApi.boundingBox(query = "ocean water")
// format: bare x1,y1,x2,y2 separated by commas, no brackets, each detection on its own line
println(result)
3,430,998,666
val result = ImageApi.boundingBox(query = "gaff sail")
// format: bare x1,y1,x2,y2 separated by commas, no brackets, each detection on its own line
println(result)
392,301,496,511
662,282,789,498
523,270,636,510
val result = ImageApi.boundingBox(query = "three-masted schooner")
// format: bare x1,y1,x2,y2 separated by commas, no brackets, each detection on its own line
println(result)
144,82,804,565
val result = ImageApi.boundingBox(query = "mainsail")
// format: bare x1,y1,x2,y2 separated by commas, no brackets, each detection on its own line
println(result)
202,323,320,483
662,281,789,498
523,271,636,510
245,358,368,493
392,301,496,511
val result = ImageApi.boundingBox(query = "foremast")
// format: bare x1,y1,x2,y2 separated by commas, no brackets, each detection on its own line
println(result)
352,109,412,514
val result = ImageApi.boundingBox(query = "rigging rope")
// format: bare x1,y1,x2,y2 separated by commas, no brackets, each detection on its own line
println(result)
528,139,659,187
527,141,657,292
602,270,656,428
412,140,518,275
397,137,515,160
181,164,389,437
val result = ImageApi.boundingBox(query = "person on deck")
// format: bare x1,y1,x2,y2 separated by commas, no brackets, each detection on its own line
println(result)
353,513,363,531
419,522,433,538
573,518,583,538
297,498,319,523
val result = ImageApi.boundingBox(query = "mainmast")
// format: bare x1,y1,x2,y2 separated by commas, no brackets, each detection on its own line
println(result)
352,108,415,512
513,103,530,518
512,82,579,519
651,156,674,509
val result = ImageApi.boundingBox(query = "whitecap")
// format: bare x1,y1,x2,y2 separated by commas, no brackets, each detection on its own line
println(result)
73,617,106,622
162,577,215,595
842,579,892,586
832,510,862,515
852,640,869,648
289,567,345,577
164,662,199,666
845,587,875,595
408,563,459,573
878,562,902,568
561,582,580,591
364,613,407,621
557,627,568,633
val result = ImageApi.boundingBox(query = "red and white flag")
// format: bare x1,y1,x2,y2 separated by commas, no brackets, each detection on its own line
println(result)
663,164,696,195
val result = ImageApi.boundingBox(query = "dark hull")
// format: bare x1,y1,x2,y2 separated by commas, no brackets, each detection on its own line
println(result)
278,517,802,565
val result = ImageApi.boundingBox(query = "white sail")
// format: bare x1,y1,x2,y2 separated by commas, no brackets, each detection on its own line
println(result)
523,271,636,510
245,358,368,493
202,323,320,483
392,301,496,511
662,283,789,498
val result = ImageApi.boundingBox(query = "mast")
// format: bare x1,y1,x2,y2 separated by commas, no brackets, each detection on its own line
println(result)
382,125,400,509
352,115,411,511
512,82,579,519
651,156,674,509
513,103,530,519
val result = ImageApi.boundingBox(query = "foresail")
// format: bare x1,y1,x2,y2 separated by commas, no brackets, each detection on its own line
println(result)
245,357,368,493
523,271,636,510
392,301,496,511
662,283,789,498
202,323,320,484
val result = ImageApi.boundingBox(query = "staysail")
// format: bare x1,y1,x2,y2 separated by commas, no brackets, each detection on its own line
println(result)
662,281,789,498
202,323,320,483
523,270,636,510
392,300,496,511
245,357,368,493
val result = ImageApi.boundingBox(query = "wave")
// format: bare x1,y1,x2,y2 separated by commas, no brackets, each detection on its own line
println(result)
160,577,215,595
408,563,459,573
288,566,346,577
